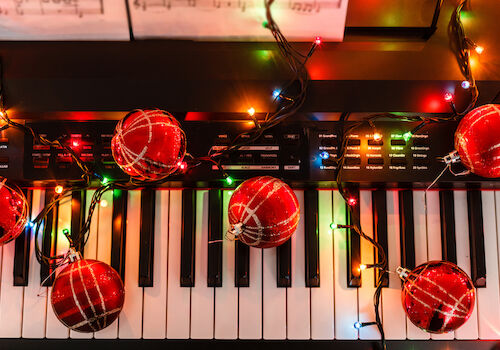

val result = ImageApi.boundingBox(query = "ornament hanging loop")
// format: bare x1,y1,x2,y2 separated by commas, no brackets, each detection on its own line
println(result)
396,266,410,280
227,222,244,241
443,150,461,165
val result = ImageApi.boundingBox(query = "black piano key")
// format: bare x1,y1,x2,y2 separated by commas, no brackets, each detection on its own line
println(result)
346,189,361,288
235,240,249,287
372,189,389,287
41,191,58,286
399,190,415,270
111,189,127,281
439,190,457,264
467,189,487,288
139,188,155,287
304,189,320,288
180,189,196,287
70,190,86,253
208,189,222,287
276,238,292,287
13,189,32,286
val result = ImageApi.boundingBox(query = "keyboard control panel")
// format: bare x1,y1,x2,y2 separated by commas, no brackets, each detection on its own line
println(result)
0,120,494,186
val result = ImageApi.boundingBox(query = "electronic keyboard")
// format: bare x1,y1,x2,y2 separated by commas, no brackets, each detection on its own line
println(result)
0,120,498,349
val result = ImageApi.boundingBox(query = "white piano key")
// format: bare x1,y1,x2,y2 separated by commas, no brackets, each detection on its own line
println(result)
45,196,71,339
214,190,238,339
425,190,455,340
0,215,22,337
262,247,286,339
287,190,310,340
358,190,379,340
454,190,478,340
70,189,96,339
406,190,430,340
94,189,118,339
190,190,215,339
143,190,169,339
22,190,47,338
167,190,190,339
238,242,262,339
477,191,500,339
382,190,406,340
118,190,143,339
311,190,334,340
333,190,357,340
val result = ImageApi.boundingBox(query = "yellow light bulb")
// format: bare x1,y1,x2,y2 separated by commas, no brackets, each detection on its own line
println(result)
54,185,64,194
373,133,382,141
475,45,484,54
247,107,256,117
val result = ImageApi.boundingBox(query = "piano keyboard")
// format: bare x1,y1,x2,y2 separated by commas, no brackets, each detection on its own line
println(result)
0,188,499,340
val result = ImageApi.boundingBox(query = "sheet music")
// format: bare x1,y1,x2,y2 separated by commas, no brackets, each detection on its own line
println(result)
129,0,349,41
0,0,129,40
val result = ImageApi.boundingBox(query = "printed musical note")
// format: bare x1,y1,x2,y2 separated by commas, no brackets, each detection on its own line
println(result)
128,0,348,41
0,0,129,40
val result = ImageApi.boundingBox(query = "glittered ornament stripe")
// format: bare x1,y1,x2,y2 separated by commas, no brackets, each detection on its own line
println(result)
228,176,300,248
454,104,500,178
404,266,470,317
0,177,29,245
401,261,475,334
51,259,125,333
111,109,186,180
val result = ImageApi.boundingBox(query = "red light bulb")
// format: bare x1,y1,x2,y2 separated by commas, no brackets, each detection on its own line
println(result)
314,36,322,45
348,197,357,206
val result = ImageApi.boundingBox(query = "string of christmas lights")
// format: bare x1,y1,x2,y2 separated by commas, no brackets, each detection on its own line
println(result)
0,0,491,343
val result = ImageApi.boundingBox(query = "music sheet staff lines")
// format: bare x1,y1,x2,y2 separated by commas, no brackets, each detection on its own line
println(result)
0,0,105,17
133,0,342,13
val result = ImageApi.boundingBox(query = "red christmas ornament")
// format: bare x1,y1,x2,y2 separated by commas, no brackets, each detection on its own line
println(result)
0,177,28,246
454,104,500,178
399,261,475,334
51,256,125,333
111,109,186,180
228,176,300,248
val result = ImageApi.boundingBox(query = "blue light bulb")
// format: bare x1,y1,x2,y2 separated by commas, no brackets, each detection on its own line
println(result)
272,89,281,99
319,151,330,160
461,80,471,89
354,322,362,330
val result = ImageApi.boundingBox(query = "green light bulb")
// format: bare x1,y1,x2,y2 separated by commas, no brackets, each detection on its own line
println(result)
330,223,338,230
403,131,412,142
101,177,110,185
226,176,234,185
262,21,268,28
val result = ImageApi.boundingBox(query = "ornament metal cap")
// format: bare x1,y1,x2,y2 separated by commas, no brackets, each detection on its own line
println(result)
67,248,82,262
397,266,410,280
227,222,244,240
443,150,461,165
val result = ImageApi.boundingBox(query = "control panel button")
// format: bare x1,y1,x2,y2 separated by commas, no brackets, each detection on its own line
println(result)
321,138,337,147
215,134,231,146
347,139,361,146
322,158,336,166
390,158,407,165
283,133,300,144
345,157,361,165
262,134,275,144
260,153,278,164
413,158,430,166
368,139,383,146
368,158,384,165
412,138,430,146
391,139,406,146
